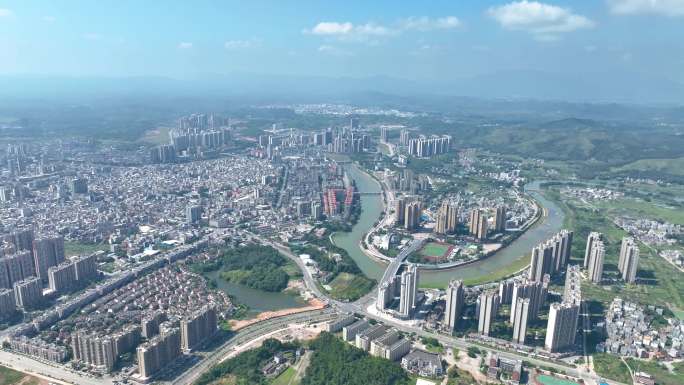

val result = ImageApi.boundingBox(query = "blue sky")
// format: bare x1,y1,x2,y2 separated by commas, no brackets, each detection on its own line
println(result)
1,0,683,83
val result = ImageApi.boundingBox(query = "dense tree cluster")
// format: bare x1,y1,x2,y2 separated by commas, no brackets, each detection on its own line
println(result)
301,333,411,385
195,338,298,385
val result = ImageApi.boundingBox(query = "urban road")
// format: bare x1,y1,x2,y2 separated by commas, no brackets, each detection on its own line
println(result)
249,231,619,385
0,221,617,383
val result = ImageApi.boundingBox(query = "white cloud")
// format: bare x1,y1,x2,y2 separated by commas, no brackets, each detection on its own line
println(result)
0,8,13,17
487,1,594,40
224,39,260,49
306,16,459,43
82,33,102,41
318,45,354,56
306,21,392,42
400,16,461,31
608,0,684,16
177,42,193,49
42,15,56,23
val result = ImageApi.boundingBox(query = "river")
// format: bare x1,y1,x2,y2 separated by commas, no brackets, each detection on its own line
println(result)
334,164,565,288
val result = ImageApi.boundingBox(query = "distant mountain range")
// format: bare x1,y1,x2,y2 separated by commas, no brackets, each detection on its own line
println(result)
1,69,683,106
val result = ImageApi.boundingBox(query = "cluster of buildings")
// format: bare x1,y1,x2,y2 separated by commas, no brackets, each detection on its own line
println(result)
598,298,683,359
394,197,422,231
545,265,582,352
329,316,412,363
5,259,230,380
561,187,623,201
0,231,98,318
153,113,232,163
529,230,573,282
614,217,682,247
434,230,582,354
1,155,277,247
256,122,372,158
406,135,451,158
584,232,640,284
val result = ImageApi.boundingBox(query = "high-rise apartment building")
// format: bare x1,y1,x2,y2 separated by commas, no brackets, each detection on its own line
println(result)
0,250,34,289
469,209,488,240
13,276,42,309
512,298,530,344
618,237,640,283
399,264,418,317
404,201,421,231
32,235,65,283
545,265,581,352
509,276,548,323
587,240,605,283
136,325,182,380
0,288,16,320
444,280,465,331
180,306,217,352
395,197,406,225
48,261,76,293
435,201,458,235
494,206,507,233
477,290,499,336
584,232,603,269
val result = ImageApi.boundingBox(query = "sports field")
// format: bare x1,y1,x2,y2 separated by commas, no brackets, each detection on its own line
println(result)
419,242,451,257
534,374,580,385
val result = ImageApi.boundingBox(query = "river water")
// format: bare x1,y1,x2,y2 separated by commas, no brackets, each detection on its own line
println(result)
334,165,565,288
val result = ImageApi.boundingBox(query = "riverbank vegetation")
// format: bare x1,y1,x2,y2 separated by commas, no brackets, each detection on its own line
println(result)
291,234,375,301
301,332,412,385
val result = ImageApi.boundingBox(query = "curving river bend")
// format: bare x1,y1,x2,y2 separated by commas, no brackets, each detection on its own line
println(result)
332,164,565,288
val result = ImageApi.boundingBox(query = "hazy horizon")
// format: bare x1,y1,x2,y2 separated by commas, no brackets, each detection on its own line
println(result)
1,1,684,104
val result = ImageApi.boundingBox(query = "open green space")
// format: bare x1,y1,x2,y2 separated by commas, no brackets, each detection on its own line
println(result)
292,237,376,301
593,198,684,226
624,358,684,385
327,272,375,302
301,332,412,385
0,366,38,385
419,242,450,257
543,187,684,310
536,374,580,385
447,366,476,385
138,126,171,145
271,366,297,385
592,353,632,384
64,241,109,256
196,339,300,385
611,157,684,177
192,244,292,292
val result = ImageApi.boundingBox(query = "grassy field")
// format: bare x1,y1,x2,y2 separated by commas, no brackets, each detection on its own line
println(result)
419,242,450,257
624,358,684,385
594,198,684,225
64,241,109,257
271,366,297,385
464,254,529,287
543,188,684,310
138,126,171,145
592,353,632,384
0,365,39,385
611,157,684,177
327,272,375,301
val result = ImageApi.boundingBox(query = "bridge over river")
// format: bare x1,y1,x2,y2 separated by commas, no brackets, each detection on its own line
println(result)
333,163,565,288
